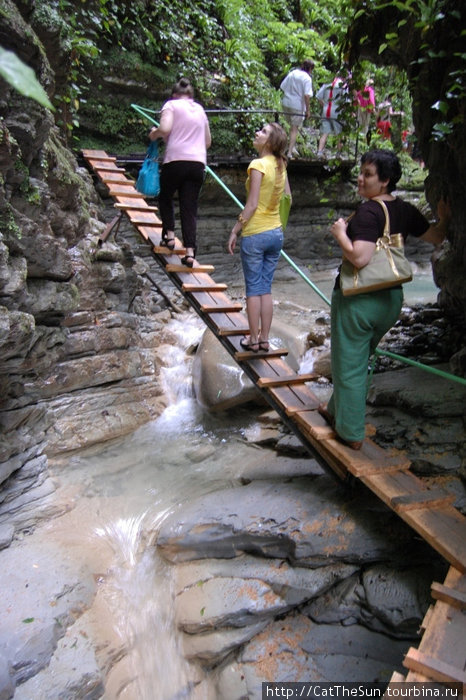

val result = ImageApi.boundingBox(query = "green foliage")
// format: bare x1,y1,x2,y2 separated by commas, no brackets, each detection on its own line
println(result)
0,206,22,240
349,0,465,147
0,47,54,110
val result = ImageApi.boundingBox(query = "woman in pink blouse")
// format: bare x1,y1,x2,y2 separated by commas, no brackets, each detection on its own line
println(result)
150,78,211,267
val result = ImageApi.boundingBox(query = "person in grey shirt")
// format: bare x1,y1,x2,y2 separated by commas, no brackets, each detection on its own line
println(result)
280,59,314,158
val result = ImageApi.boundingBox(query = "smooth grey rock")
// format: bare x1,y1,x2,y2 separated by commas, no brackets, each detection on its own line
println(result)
192,319,308,411
236,451,324,480
304,572,363,626
175,556,358,608
216,614,408,698
0,538,96,687
181,621,269,664
176,577,287,633
360,564,437,636
0,652,14,700
157,478,430,566
0,524,14,550
367,365,466,417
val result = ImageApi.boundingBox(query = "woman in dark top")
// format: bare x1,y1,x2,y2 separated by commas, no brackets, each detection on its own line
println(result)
319,149,450,450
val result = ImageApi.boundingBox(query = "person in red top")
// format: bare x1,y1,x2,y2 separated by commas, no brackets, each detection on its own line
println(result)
356,79,375,140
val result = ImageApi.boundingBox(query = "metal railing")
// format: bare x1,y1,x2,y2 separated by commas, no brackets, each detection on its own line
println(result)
131,103,466,388
132,105,357,161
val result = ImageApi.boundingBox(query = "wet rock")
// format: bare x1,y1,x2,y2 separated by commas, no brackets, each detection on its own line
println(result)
306,563,445,638
0,537,96,693
216,615,409,698
157,477,434,566
175,556,357,664
192,319,308,411
236,451,324,481
367,365,465,418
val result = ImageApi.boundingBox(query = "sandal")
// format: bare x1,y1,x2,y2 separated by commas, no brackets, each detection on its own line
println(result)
161,231,176,250
181,255,195,268
240,337,260,353
259,340,269,352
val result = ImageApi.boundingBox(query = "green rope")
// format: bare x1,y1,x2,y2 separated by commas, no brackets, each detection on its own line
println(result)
130,103,466,388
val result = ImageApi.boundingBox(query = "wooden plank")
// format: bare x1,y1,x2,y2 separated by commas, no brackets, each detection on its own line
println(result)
293,409,336,440
114,195,149,207
407,569,466,683
218,326,251,336
257,373,318,388
108,189,145,198
182,283,228,292
397,506,466,573
234,347,288,361
101,176,134,184
403,647,466,684
431,582,466,610
95,165,126,173
360,470,438,510
383,672,406,698
328,440,410,477
166,264,215,272
153,246,186,255
127,214,162,225
201,303,244,313
82,150,116,161
391,490,455,512
115,203,159,211
419,604,435,634
313,438,410,482
268,384,320,414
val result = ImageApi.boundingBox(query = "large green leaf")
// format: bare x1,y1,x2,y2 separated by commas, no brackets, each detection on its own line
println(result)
0,47,54,110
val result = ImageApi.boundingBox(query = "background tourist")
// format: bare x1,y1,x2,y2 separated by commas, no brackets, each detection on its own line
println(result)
227,123,291,352
319,148,450,450
316,74,349,157
355,78,375,144
279,59,315,159
150,77,211,268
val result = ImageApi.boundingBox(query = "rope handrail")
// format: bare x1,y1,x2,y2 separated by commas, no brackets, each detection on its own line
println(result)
130,103,466,388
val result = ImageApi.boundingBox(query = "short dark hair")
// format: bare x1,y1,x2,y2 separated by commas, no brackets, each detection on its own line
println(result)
301,59,315,73
172,77,194,98
360,149,402,192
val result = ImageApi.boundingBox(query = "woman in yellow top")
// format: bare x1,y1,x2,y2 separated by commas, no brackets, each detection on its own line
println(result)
228,123,291,352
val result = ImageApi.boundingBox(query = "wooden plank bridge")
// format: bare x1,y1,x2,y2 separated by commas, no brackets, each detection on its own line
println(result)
83,150,466,689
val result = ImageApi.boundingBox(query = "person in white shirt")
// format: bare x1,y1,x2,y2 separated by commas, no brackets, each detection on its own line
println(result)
280,59,314,158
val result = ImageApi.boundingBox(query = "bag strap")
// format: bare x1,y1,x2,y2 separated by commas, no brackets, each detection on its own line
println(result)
372,197,390,238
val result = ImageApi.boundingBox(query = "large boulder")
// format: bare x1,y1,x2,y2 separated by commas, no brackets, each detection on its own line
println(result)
192,319,308,411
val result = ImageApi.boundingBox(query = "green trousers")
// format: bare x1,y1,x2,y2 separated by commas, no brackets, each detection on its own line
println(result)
327,287,403,443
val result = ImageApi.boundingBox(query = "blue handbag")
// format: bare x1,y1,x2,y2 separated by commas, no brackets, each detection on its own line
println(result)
136,141,160,197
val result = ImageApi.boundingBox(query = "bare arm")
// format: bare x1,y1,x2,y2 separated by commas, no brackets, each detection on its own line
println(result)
149,109,173,141
330,217,376,268
227,169,263,254
304,94,310,118
419,198,450,246
205,121,212,149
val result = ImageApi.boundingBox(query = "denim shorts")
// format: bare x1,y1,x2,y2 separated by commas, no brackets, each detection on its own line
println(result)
240,227,284,297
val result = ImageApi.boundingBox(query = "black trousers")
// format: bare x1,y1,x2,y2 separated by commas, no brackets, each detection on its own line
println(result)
158,160,205,250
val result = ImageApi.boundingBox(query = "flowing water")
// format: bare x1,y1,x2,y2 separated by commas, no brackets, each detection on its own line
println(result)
43,314,273,698
21,272,438,698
